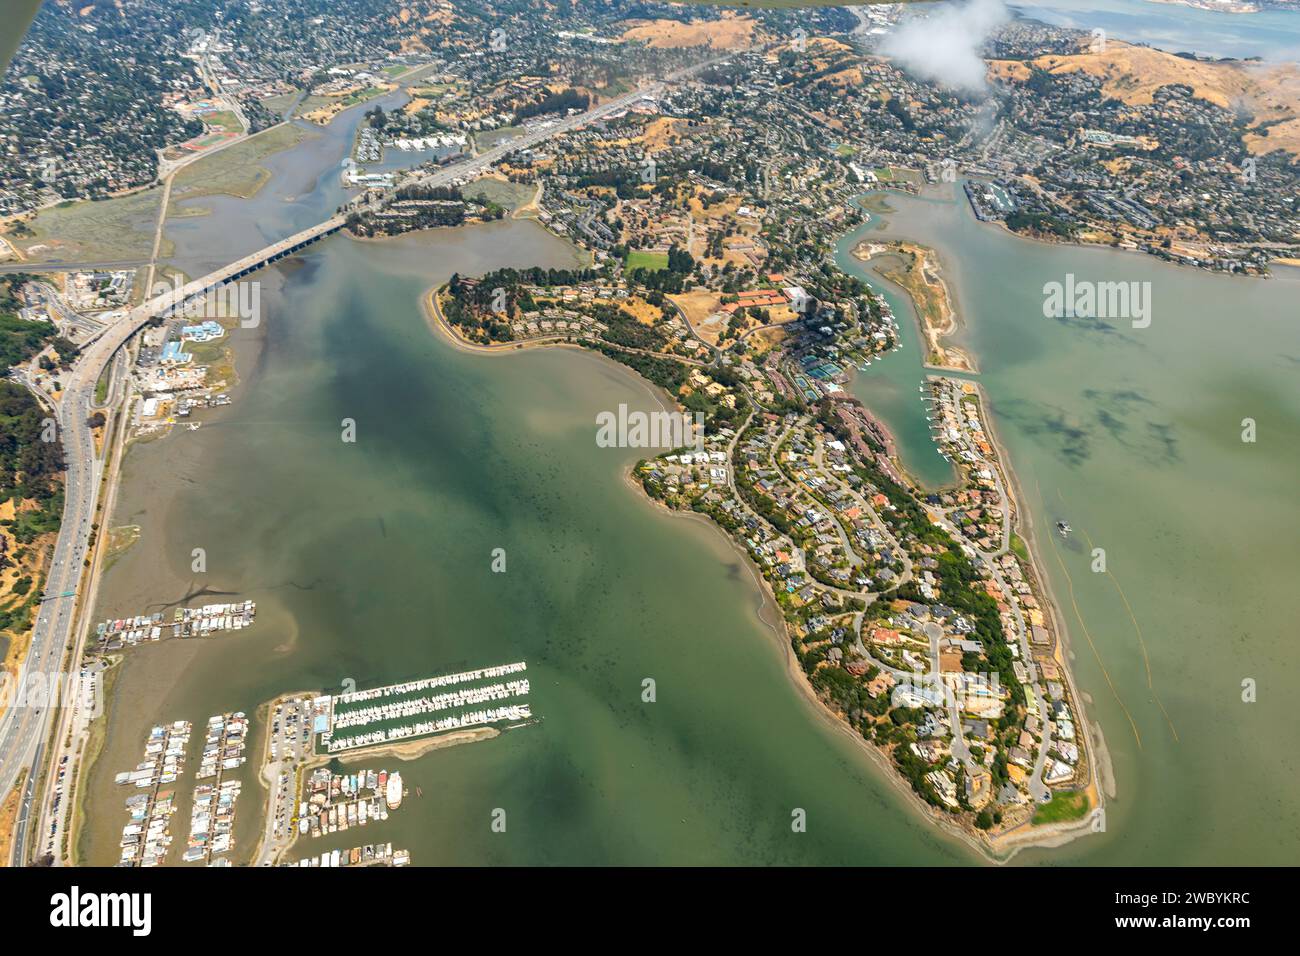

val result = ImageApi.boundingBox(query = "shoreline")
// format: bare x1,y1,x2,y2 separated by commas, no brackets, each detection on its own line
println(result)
252,687,502,867
851,239,978,375
426,277,1100,862
957,379,1111,857
847,194,1110,854
621,457,1002,863
863,183,1290,282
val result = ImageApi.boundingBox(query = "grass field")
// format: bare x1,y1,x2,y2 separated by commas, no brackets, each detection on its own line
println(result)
409,83,454,97
340,86,386,108
293,94,335,118
874,166,924,185
395,62,444,86
6,188,164,262
626,250,669,271
203,110,244,134
1032,790,1090,826
169,122,312,213
259,92,300,116
467,176,536,214
620,15,756,50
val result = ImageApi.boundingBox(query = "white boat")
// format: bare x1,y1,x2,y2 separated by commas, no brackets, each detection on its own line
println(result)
386,771,403,810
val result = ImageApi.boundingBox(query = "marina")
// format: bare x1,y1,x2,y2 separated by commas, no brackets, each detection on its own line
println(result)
319,661,532,755
184,778,242,864
23,0,1298,872
94,600,257,650
77,222,977,868
285,843,410,868
298,767,402,838
113,721,191,866
196,711,249,780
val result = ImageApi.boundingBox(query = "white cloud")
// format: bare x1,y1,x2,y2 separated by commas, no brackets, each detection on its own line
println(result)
879,0,1010,94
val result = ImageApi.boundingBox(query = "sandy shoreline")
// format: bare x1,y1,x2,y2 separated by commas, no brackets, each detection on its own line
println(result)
853,220,1111,853
846,196,1113,855
851,238,978,375
961,380,1111,857
622,467,1005,863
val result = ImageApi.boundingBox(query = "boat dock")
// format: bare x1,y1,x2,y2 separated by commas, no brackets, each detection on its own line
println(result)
184,778,242,864
299,766,402,839
196,711,248,780
256,662,534,865
319,660,532,754
284,843,410,867
94,600,257,650
183,712,248,864
113,720,192,866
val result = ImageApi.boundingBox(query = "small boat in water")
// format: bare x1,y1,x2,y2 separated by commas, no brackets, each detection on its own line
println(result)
1056,521,1072,537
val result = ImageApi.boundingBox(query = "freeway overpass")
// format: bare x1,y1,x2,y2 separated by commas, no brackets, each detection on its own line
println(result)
142,215,346,318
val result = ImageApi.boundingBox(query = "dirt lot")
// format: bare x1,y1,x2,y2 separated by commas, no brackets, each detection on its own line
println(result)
670,290,723,333
620,14,757,50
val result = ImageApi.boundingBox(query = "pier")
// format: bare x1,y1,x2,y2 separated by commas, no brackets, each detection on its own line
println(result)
95,600,257,650
113,721,191,866
299,767,401,840
319,661,532,755
285,842,409,868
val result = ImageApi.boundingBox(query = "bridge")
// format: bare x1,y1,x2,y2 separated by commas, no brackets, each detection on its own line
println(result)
142,214,345,319
2,46,748,862
0,213,344,853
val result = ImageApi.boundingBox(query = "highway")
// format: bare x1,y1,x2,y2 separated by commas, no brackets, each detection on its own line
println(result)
0,50,739,863
0,214,353,866
0,320,101,862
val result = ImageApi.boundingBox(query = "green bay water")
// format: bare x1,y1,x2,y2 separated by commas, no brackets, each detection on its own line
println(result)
80,191,1300,866
80,220,971,866
839,186,1300,865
